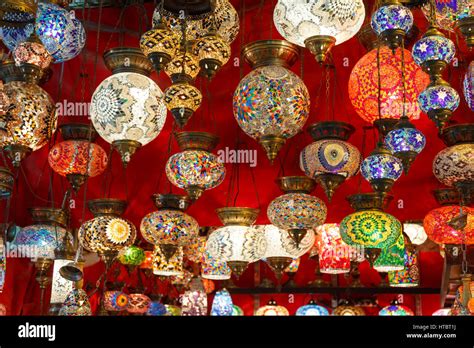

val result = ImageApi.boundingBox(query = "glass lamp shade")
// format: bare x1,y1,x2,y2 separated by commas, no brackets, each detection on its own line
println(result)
127,294,151,314
59,289,91,316
424,206,474,245
348,47,429,123
164,82,202,112
139,250,153,269
385,127,426,154
50,259,82,305
184,236,206,263
0,24,35,51
273,0,365,46
464,61,473,111
432,308,451,316
285,258,300,273
14,225,71,260
163,51,201,81
13,40,53,69
371,4,413,36
232,305,244,316
296,302,329,316
379,303,414,316
192,33,231,65
35,3,86,63
361,152,403,182
147,301,167,316
181,290,208,316
419,85,460,114
412,35,456,67
104,291,129,312
1,81,57,152
166,150,226,194
388,248,420,287
165,304,181,316
340,210,402,249
333,304,365,316
433,144,474,187
79,216,137,254
201,250,232,280
233,65,310,140
90,72,167,146
211,288,234,316
373,233,405,272
117,245,146,266
259,224,315,259
268,193,327,231
315,223,351,274
48,140,108,178
152,245,183,277
139,26,179,61
403,223,427,245
255,302,289,316
422,0,473,32
300,139,361,179
140,209,199,246
205,225,267,263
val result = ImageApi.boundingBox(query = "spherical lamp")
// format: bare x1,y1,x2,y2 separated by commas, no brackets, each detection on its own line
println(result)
424,205,474,245
59,289,92,316
118,245,146,267
13,33,52,74
255,300,289,316
296,300,329,316
361,145,403,194
379,300,414,315
192,30,230,79
333,302,366,316
164,82,202,128
419,84,460,130
164,50,201,83
127,293,151,315
421,0,473,33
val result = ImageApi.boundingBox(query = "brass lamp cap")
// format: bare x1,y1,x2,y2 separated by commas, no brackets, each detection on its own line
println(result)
88,199,127,217
152,193,191,211
59,124,97,142
440,124,474,146
347,192,393,211
307,121,355,141
276,176,316,194
103,47,153,76
216,207,259,226
242,40,299,69
0,61,43,84
432,188,460,206
29,207,68,227
357,23,379,51
175,131,219,152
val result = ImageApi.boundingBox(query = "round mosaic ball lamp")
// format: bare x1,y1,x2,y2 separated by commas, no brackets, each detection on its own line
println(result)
455,5,474,47
48,123,108,192
379,300,414,316
140,193,199,261
333,300,365,316
164,50,201,83
464,61,474,111
164,81,202,128
268,176,327,247
90,47,167,167
78,199,137,267
12,32,52,82
103,290,129,313
127,293,151,316
233,40,310,163
255,299,289,316
273,0,365,63
296,299,329,316
340,193,402,266
300,121,361,201
118,245,146,267
205,207,266,277
371,0,413,51
166,132,225,201
0,0,36,52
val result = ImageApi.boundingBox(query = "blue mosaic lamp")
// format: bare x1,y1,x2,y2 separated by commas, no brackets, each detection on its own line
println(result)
371,0,413,51
211,288,233,316
419,84,460,129
147,301,167,316
0,23,34,51
464,61,474,111
379,300,414,316
412,28,456,71
296,300,329,316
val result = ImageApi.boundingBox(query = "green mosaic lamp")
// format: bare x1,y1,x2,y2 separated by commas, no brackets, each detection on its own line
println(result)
373,233,405,273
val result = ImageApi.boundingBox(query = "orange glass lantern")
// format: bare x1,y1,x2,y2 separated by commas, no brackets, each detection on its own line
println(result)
315,223,351,274
139,250,153,269
424,206,474,245
348,47,429,124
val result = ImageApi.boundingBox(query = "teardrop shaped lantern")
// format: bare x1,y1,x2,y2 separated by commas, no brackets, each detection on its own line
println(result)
233,40,310,163
300,122,361,201
205,207,266,277
90,47,167,166
49,124,108,192
166,132,225,200
141,194,199,261
163,80,202,128
268,177,327,247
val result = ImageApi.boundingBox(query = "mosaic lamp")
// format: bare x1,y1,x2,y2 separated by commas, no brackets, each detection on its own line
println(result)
259,224,315,280
13,32,52,80
48,124,108,192
373,233,405,273
140,194,199,261
424,205,474,245
268,176,327,247
59,288,92,316
233,40,310,162
127,293,151,315
379,300,414,316
273,0,365,63
90,47,167,166
103,290,129,313
403,221,427,246
78,199,137,266
421,0,473,33
388,245,420,287
211,288,233,316
164,50,201,83
147,301,167,316
432,308,451,316
152,245,183,277
164,81,202,128
232,305,244,316
181,277,208,316
315,223,352,274
371,0,413,51
455,3,474,47
419,84,460,131
117,245,146,267
0,62,57,167
296,299,329,316
201,250,232,281
465,61,474,111
340,193,402,266
333,301,366,316
348,46,429,124
35,2,86,63
192,26,230,79
255,299,289,316
205,207,266,277
300,122,361,201
166,132,225,200
0,1,37,28
184,235,206,264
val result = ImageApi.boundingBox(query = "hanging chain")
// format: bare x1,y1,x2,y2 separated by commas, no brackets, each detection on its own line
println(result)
429,0,436,27
324,64,331,120
401,36,407,118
